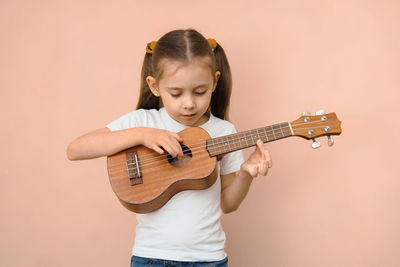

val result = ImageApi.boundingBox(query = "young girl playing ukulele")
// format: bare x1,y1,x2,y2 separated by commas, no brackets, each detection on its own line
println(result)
67,28,272,267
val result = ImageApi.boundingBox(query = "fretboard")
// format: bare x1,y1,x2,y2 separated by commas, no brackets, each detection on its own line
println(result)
206,122,293,157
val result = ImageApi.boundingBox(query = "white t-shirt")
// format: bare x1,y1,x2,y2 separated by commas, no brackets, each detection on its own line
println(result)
106,107,244,262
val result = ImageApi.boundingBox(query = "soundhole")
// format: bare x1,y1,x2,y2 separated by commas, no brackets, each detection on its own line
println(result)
167,144,192,168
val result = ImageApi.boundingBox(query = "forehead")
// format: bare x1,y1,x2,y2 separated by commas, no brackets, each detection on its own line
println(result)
158,57,214,86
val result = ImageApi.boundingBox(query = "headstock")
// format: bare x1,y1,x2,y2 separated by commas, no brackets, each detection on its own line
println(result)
290,109,342,148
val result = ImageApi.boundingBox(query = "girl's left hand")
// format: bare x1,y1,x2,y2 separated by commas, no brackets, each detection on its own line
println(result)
240,140,272,178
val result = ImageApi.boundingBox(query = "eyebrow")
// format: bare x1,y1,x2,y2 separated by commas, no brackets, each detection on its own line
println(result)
166,83,210,90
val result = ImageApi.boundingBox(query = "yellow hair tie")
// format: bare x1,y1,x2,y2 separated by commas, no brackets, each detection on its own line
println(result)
207,38,217,51
145,41,157,54
145,39,217,54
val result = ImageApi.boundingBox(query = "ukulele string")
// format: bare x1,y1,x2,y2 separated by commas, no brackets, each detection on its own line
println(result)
113,124,293,167
117,151,212,176
135,124,293,163
112,124,330,170
134,122,327,164
134,119,329,162
127,125,328,174
112,125,331,172
290,120,329,127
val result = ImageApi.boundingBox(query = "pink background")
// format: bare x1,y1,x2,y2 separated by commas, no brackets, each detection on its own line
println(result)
1,0,399,266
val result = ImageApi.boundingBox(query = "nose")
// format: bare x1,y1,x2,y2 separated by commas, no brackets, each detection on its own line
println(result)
183,95,195,110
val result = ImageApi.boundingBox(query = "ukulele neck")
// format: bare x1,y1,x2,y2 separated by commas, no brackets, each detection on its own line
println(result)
206,122,293,157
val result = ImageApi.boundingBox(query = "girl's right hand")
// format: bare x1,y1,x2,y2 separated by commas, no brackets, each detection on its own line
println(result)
140,128,183,158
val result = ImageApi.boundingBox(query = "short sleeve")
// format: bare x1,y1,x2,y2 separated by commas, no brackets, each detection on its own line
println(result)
219,127,244,175
106,109,146,131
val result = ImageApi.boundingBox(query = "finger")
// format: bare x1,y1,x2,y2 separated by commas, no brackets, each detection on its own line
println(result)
151,144,164,154
251,140,262,157
161,142,177,157
259,141,267,160
255,140,268,166
265,150,272,168
252,165,259,178
172,132,183,143
257,139,264,147
256,139,265,155
259,161,269,176
169,136,183,158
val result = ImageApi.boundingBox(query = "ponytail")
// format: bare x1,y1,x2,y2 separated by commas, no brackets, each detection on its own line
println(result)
210,43,232,120
136,53,161,110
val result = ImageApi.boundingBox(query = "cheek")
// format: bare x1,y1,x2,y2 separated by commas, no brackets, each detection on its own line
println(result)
199,92,213,107
205,90,213,101
160,94,177,109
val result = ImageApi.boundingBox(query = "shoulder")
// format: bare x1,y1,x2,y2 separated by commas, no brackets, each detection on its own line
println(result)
124,108,161,118
215,117,236,131
206,115,238,138
106,108,162,131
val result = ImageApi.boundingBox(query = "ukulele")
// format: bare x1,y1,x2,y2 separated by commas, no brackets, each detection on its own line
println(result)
107,110,342,213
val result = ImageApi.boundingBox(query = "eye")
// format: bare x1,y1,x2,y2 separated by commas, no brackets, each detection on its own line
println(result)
195,91,206,95
170,93,181,98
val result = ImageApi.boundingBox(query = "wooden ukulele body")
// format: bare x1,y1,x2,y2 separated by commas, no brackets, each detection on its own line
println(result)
107,127,217,213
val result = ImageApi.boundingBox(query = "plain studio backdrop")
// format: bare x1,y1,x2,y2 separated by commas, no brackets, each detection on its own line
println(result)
1,0,399,266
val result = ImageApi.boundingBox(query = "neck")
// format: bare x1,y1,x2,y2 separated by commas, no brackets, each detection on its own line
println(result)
206,122,293,157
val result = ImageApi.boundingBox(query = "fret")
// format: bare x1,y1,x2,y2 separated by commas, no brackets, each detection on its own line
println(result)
238,133,244,149
272,125,278,139
247,130,254,145
215,139,222,155
238,131,246,149
246,131,253,147
256,128,265,143
265,125,275,141
222,136,228,154
279,123,291,139
247,131,253,144
207,139,214,155
217,136,223,154
253,129,260,143
227,137,234,152
243,131,250,147
281,123,291,137
232,133,240,151
272,124,281,139
249,129,257,144
219,137,225,154
262,127,269,142
279,123,285,136
207,140,214,156
249,129,256,145
278,124,284,138
207,140,215,156
214,142,219,155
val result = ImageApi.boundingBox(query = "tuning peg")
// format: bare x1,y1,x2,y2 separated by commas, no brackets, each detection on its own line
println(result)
316,109,325,115
312,139,321,149
302,112,311,116
328,136,334,146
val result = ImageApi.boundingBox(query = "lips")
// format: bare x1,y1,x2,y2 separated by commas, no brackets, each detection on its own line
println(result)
183,114,196,119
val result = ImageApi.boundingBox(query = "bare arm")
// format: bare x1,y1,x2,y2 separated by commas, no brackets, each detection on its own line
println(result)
220,171,254,213
220,140,272,213
66,127,183,161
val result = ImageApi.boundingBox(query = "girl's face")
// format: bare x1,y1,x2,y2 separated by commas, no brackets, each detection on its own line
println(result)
147,57,220,126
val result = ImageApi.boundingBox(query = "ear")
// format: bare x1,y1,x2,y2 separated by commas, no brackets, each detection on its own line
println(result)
146,76,160,97
212,71,221,92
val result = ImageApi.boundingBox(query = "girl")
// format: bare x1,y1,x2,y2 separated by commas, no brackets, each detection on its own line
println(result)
67,28,272,267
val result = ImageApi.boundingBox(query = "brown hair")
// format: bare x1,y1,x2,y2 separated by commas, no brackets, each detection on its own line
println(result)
136,28,232,120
